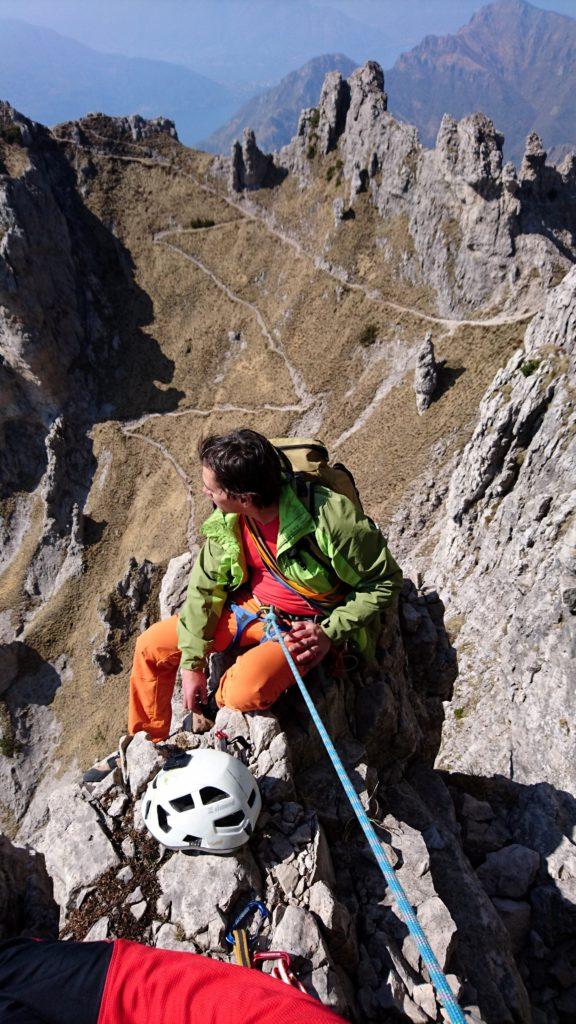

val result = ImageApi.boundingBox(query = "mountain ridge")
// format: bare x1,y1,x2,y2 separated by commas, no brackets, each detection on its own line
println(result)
205,0,576,164
387,0,576,162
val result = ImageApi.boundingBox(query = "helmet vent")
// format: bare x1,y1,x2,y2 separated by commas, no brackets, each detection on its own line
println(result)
170,794,195,812
247,788,257,808
215,809,245,828
200,786,228,805
143,799,151,819
183,834,201,846
157,804,170,834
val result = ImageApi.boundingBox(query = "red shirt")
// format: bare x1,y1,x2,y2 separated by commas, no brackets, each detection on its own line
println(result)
98,939,346,1024
239,515,317,616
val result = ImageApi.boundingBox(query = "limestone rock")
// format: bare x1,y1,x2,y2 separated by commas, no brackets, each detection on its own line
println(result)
159,551,195,618
84,916,109,941
308,880,358,969
477,845,540,899
0,641,20,696
414,332,438,414
274,61,575,314
416,895,457,970
93,557,161,676
154,923,195,951
157,847,262,943
430,266,576,792
0,834,58,939
35,783,119,920
230,129,274,192
317,71,350,155
125,731,165,798
0,651,73,832
492,898,531,955
271,904,351,1013
519,132,547,184
55,111,178,146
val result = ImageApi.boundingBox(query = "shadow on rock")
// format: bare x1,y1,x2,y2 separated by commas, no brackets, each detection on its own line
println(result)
445,771,576,1024
0,833,59,939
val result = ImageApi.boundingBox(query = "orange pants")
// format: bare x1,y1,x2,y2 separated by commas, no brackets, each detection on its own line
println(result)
128,594,298,741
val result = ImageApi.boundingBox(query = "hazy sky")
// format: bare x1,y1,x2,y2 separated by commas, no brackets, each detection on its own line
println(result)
0,0,574,86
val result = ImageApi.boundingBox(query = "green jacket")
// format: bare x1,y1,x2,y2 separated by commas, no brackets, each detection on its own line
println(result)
177,482,402,671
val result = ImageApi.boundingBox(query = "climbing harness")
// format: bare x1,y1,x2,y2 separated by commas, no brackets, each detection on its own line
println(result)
263,608,468,1024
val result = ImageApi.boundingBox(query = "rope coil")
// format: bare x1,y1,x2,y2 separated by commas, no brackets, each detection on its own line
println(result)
264,608,468,1024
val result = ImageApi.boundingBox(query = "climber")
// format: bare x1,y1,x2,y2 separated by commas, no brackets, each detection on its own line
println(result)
0,935,349,1023
85,429,401,781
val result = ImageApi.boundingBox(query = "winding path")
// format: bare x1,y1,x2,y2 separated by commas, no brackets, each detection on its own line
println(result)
63,126,539,331
61,126,541,535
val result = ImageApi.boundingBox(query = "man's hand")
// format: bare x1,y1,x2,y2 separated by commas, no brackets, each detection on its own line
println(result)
286,621,332,670
181,668,208,710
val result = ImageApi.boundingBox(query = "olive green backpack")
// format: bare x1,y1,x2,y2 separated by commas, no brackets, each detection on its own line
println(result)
270,437,363,511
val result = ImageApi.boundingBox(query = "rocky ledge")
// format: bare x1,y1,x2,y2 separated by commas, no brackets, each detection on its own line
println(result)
3,576,576,1023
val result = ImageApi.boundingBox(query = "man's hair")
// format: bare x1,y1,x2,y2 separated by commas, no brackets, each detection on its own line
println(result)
198,429,282,508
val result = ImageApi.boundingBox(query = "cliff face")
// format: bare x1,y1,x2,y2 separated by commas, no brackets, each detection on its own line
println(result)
421,268,576,792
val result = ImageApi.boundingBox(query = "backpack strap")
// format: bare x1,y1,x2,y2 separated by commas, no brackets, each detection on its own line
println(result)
293,478,336,572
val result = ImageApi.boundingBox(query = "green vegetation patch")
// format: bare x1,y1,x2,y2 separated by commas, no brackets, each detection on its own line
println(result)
326,158,344,183
519,359,541,378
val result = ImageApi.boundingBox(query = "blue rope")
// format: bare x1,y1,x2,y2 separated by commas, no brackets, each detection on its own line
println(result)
264,608,467,1024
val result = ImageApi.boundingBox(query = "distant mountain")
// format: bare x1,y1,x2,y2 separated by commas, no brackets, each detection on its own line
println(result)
201,54,357,154
0,18,237,145
385,0,576,164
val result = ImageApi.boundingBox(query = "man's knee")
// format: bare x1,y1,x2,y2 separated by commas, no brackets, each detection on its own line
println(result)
217,660,291,711
133,618,178,665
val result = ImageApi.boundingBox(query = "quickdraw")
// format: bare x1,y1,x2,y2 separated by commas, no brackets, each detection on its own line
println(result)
225,902,311,994
226,900,270,968
214,730,250,762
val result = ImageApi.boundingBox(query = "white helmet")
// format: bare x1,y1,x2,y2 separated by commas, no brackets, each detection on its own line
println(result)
142,748,261,853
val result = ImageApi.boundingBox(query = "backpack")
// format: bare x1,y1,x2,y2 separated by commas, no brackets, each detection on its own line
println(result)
269,437,363,511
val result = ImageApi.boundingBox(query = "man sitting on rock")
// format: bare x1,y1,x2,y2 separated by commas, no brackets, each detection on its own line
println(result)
86,429,401,779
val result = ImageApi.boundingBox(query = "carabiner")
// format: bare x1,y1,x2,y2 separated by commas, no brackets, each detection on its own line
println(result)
225,900,270,947
253,951,307,992
252,950,292,968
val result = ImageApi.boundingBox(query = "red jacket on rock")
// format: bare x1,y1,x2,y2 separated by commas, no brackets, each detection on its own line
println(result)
0,937,347,1024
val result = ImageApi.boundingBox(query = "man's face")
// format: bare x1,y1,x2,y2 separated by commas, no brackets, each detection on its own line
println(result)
201,464,247,514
